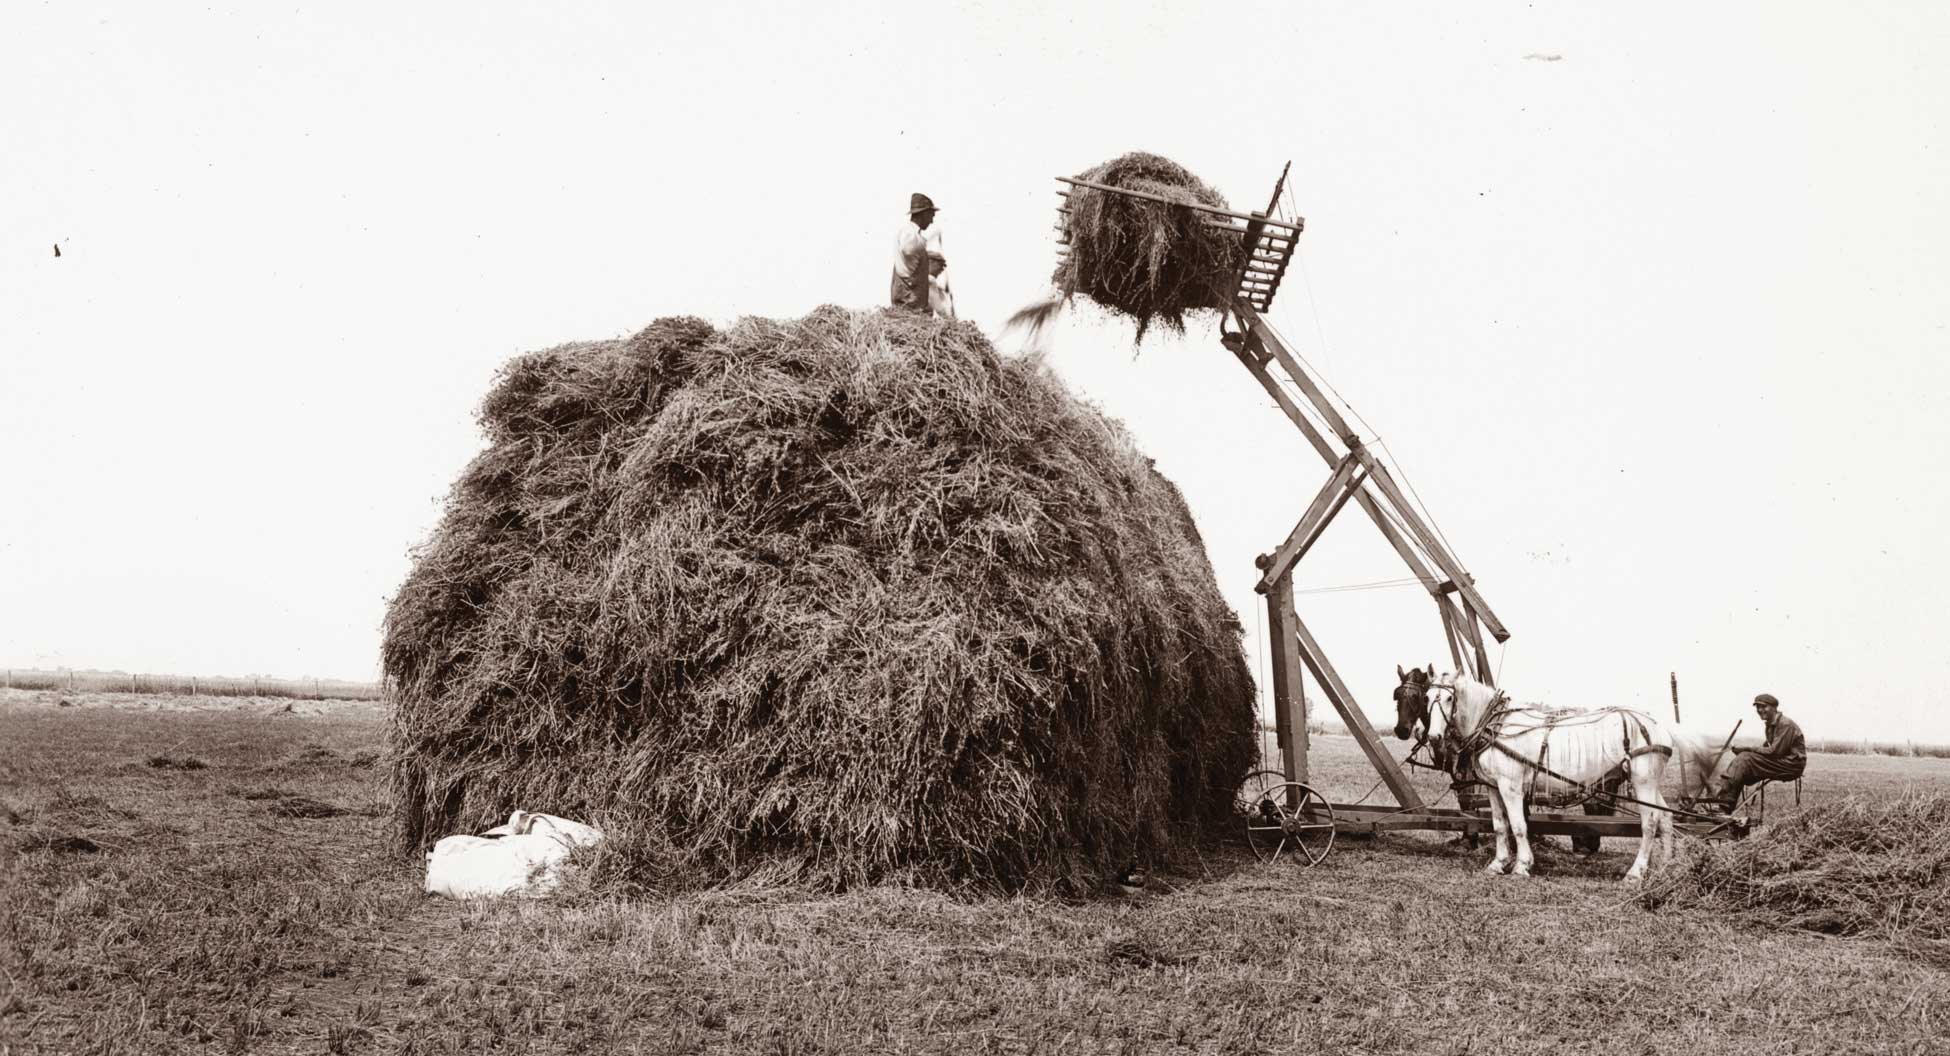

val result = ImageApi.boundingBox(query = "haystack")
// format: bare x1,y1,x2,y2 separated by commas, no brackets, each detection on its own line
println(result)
1052,152,1246,340
383,306,1257,893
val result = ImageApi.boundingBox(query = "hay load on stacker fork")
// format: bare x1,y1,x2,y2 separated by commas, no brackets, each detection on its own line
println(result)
1051,160,1754,865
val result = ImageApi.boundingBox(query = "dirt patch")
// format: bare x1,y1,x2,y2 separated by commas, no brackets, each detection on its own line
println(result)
231,786,357,819
145,754,208,771
15,830,101,854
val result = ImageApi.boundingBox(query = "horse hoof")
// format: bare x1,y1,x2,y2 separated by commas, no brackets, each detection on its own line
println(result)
1483,863,1506,876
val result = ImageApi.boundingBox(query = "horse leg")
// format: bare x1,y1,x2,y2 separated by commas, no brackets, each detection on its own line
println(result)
1623,758,1669,882
1625,797,1655,882
1500,776,1534,877
1659,783,1674,863
1482,780,1513,875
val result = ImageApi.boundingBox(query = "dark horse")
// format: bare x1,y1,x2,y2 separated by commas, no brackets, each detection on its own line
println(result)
1393,664,1436,741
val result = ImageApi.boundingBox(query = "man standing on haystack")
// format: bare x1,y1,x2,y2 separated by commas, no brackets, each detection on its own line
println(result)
891,192,955,319
1703,692,1806,811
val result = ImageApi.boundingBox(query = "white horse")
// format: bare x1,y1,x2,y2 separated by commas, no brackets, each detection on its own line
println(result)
1425,672,1675,881
1666,722,1743,804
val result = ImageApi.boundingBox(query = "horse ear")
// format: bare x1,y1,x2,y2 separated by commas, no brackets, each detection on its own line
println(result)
1397,664,1406,680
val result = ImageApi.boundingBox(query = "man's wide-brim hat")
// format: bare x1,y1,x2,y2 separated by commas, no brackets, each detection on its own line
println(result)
1753,693,1779,707
909,192,938,214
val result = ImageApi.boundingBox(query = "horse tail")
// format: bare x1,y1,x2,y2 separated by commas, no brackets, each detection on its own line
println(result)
1624,713,1677,848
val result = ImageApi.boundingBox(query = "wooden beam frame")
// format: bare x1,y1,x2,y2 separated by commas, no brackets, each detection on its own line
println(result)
1328,802,1746,839
1436,599,1467,675
1222,341,1450,603
1223,296,1511,797
1230,302,1510,644
1290,612,1424,809
1226,299,1510,638
1264,574,1309,787
1348,450,1511,643
1254,453,1366,594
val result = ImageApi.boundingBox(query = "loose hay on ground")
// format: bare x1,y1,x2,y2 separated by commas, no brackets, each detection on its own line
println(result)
1641,790,1950,964
383,306,1258,894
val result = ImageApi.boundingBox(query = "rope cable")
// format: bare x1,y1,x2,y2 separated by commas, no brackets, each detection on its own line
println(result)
1375,439,1465,573
1261,362,1341,450
1292,576,1428,596
1280,258,1383,443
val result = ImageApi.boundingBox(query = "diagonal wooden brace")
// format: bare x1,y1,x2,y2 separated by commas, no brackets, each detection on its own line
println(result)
1289,612,1425,810
1224,303,1500,627
1254,453,1368,594
1349,448,1511,643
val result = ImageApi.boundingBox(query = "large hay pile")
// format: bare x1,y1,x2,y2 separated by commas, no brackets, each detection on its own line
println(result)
1640,791,1950,964
1052,152,1247,341
383,306,1257,893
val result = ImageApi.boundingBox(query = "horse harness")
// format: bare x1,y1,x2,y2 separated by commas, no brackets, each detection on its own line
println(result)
1436,688,1676,813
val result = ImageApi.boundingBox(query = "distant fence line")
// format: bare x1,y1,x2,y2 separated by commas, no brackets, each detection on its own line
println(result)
1807,737,1950,760
1249,716,1946,761
1,669,385,701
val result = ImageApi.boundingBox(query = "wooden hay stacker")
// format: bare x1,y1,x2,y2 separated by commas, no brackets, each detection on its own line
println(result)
1054,165,1755,866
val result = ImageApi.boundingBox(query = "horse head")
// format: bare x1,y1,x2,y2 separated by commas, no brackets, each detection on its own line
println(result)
1424,671,1455,746
1392,663,1435,740
1425,672,1502,753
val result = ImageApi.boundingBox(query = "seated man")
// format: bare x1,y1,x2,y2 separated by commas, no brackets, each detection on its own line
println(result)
1704,692,1806,811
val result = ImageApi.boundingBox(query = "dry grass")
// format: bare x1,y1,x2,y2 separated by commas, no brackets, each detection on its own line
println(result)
1,668,382,701
1640,790,1950,964
5,698,1950,1054
383,307,1256,894
1045,152,1246,342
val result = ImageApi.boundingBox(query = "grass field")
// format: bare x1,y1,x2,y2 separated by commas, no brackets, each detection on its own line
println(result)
4,688,1947,1055
1,669,383,702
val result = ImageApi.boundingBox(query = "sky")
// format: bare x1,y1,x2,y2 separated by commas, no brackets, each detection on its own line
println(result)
4,2,1947,745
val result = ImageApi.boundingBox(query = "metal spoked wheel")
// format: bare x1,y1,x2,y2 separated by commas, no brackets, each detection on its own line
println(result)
1241,769,1336,866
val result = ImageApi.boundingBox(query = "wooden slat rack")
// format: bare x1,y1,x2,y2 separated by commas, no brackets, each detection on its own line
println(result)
1053,162,1303,314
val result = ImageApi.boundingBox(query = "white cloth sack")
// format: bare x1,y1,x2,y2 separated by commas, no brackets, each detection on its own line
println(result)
424,810,605,899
